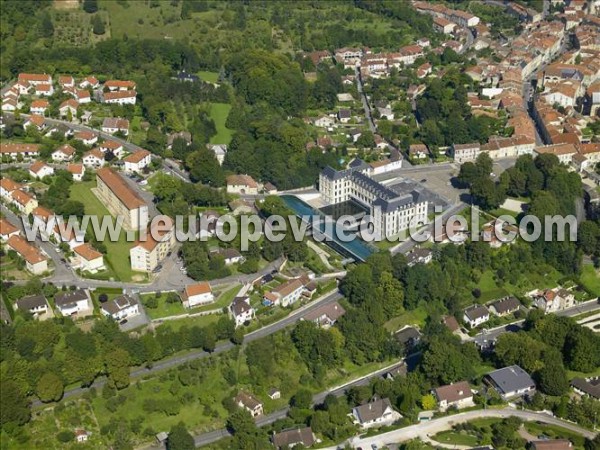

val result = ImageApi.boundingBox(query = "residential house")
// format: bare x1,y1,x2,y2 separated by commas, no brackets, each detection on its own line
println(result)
394,326,422,351
45,124,73,140
264,278,305,307
11,190,38,214
210,247,244,265
351,398,401,429
29,161,54,179
74,131,98,146
409,144,430,160
207,144,227,165
32,206,56,237
98,140,124,158
95,168,149,231
0,143,40,160
18,73,51,86
82,149,105,168
451,142,481,163
30,100,49,116
58,75,75,89
0,219,19,242
272,427,316,449
101,117,130,136
226,174,259,195
229,296,255,327
1,98,18,112
530,288,575,313
103,90,137,105
129,216,175,271
303,301,346,328
397,45,425,66
75,89,91,104
52,144,76,162
16,295,50,319
433,16,456,34
101,295,140,321
24,114,46,131
74,429,90,443
234,392,263,417
571,377,600,400
166,131,192,149
52,222,85,250
530,440,573,450
314,115,336,128
463,305,490,328
406,248,433,266
79,76,99,89
348,129,362,142
54,289,93,317
123,149,152,173
485,365,536,399
67,163,85,182
268,388,281,400
6,235,48,275
433,381,474,412
104,80,137,91
338,109,352,123
488,296,521,317
181,282,214,308
72,243,105,273
34,83,54,97
534,143,578,164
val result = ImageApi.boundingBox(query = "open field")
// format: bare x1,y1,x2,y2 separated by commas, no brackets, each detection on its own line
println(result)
579,265,600,295
208,103,233,145
69,181,142,282
198,71,219,83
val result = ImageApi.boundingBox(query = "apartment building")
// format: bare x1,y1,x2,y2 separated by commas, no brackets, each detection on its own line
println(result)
95,167,149,231
129,216,175,272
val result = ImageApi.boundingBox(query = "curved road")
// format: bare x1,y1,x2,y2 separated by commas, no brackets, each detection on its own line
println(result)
344,407,596,450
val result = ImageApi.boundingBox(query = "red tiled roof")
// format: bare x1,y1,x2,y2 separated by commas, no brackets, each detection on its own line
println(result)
123,149,151,164
7,235,47,264
184,282,212,297
73,243,103,261
96,167,146,210
0,219,18,237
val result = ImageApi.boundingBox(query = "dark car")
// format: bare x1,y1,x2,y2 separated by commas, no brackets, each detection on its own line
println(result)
420,178,427,183
119,319,128,325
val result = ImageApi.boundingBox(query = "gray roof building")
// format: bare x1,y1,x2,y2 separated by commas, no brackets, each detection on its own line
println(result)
54,289,88,308
489,296,521,315
485,365,535,397
352,398,395,424
571,377,600,399
16,295,48,312
272,427,316,449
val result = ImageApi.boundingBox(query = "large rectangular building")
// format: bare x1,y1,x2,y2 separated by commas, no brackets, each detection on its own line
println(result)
95,168,148,231
319,161,427,240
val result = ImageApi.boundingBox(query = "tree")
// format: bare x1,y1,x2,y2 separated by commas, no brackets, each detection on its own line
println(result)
83,0,98,13
420,394,437,411
105,347,131,389
36,372,64,403
291,389,313,409
39,12,54,38
0,380,30,427
185,148,225,186
92,14,105,35
538,349,569,396
166,422,194,450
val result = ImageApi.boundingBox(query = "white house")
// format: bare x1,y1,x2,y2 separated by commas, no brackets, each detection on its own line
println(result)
58,99,79,119
485,365,536,399
123,150,151,173
229,296,255,327
6,235,48,275
54,290,92,316
433,381,474,412
24,114,46,131
0,218,20,242
234,392,263,417
101,117,130,136
30,100,49,116
52,144,76,162
263,278,305,307
74,131,98,146
35,84,54,97
101,294,140,321
207,144,227,165
98,140,125,158
314,115,336,128
82,149,105,168
181,282,214,308
29,161,54,179
226,174,259,195
67,163,85,181
72,243,105,273
463,305,490,328
352,398,401,429
16,295,50,319
103,90,137,105
79,76,99,89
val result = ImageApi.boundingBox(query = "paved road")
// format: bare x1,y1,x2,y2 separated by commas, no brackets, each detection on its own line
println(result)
344,407,597,450
31,289,343,408
471,299,600,348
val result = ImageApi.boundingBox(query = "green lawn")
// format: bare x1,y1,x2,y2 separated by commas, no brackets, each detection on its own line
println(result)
579,265,600,296
198,71,219,83
384,307,429,332
524,422,586,447
432,430,480,447
130,115,146,146
141,292,186,319
69,181,142,282
208,103,233,145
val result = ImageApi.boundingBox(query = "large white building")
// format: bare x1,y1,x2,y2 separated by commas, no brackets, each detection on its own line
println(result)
319,161,428,240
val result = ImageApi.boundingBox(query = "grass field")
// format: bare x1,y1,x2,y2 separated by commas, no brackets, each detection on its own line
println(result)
432,430,480,447
198,71,219,83
524,422,586,447
384,308,429,332
69,181,141,282
579,265,600,295
208,103,233,145
141,292,186,319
